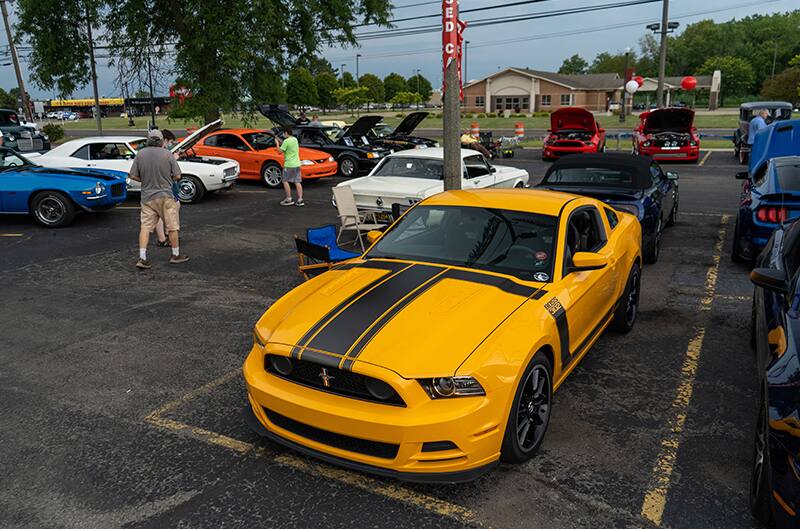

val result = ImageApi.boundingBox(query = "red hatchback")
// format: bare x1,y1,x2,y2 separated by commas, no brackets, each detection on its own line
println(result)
633,108,700,163
542,108,606,161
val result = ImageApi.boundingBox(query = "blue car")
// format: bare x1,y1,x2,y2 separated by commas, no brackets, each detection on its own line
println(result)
0,146,128,227
732,120,800,262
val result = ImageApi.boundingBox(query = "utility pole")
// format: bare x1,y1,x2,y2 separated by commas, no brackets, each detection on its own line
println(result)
655,0,669,108
442,0,461,192
1,0,32,121
771,41,778,79
340,63,346,87
620,48,630,123
415,68,421,110
85,4,102,133
356,54,361,86
464,41,469,86
146,51,156,129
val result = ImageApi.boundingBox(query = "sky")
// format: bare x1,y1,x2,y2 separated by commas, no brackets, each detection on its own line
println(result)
1,0,797,100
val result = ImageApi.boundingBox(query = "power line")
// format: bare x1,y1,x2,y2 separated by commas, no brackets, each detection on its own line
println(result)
353,0,554,28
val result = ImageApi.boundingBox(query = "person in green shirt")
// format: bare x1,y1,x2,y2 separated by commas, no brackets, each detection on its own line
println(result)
275,126,304,207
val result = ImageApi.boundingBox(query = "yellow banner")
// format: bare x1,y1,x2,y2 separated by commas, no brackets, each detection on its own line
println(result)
50,98,125,107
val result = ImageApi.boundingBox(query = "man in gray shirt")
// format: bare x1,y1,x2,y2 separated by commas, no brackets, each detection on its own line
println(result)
129,129,189,269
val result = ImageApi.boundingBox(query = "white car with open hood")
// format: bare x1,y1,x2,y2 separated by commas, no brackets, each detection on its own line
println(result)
335,147,529,215
29,120,239,203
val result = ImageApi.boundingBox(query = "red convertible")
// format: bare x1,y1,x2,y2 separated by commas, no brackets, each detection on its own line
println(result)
633,107,700,162
542,107,606,161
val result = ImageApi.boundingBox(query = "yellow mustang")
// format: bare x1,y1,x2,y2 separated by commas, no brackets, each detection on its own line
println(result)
243,189,642,482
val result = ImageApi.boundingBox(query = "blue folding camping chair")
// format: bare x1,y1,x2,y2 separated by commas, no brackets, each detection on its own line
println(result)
294,224,360,280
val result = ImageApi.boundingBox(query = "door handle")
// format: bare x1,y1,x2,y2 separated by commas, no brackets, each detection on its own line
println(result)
86,163,96,167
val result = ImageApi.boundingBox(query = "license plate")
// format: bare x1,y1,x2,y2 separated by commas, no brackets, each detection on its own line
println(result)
374,212,393,223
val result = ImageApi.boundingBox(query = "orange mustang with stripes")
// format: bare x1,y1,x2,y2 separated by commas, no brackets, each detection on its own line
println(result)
243,189,642,482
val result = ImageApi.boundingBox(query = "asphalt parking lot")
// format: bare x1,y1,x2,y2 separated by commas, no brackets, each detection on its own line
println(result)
1,148,760,529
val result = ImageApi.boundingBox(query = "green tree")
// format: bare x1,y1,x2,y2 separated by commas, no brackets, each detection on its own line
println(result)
358,73,384,104
406,73,432,103
635,34,660,77
389,91,422,107
697,56,755,103
760,67,800,103
286,67,318,109
334,86,369,111
303,56,336,76
0,88,18,109
342,71,357,88
315,72,340,111
133,89,151,98
588,51,636,75
383,72,407,102
17,0,392,122
558,54,588,75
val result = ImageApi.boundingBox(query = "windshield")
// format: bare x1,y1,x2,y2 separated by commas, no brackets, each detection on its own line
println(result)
367,205,558,282
776,164,800,190
543,167,636,187
0,148,34,169
373,157,443,180
128,139,148,152
242,132,276,150
0,111,20,126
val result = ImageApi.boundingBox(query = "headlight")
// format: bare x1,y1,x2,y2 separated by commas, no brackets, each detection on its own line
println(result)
689,140,697,146
94,181,105,195
7,135,15,142
434,142,440,148
366,152,381,159
43,134,49,141
584,141,594,146
643,141,651,147
418,376,485,398
300,159,314,166
614,203,640,218
327,156,334,162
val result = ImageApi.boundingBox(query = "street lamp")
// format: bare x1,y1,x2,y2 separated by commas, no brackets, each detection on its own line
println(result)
356,54,361,86
647,4,680,108
341,63,346,87
620,47,631,123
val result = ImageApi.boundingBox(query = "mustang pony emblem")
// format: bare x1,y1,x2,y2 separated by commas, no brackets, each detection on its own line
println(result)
319,368,335,387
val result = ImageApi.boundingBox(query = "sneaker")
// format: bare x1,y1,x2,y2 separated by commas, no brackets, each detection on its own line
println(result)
280,198,295,206
169,254,190,265
156,239,170,248
295,199,305,207
135,258,152,269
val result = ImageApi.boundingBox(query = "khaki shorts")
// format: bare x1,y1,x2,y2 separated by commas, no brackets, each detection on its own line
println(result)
141,196,180,232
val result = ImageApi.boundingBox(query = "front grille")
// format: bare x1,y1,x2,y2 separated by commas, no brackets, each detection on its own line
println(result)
264,407,400,459
655,140,687,148
110,183,124,197
223,167,238,177
553,140,585,148
265,355,406,407
16,138,43,151
314,158,329,164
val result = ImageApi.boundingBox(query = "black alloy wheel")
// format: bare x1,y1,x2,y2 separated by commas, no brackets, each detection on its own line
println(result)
32,191,76,228
612,264,640,333
261,162,283,188
500,352,552,463
749,387,775,526
177,175,206,203
731,219,746,263
339,156,359,178
644,217,662,264
667,200,678,227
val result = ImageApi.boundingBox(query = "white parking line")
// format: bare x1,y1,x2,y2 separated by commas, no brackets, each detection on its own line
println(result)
698,151,712,166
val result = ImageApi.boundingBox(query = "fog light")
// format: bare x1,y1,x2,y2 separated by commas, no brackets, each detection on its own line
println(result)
365,378,395,400
268,355,293,376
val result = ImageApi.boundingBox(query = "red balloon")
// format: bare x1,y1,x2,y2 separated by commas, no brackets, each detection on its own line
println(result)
634,75,644,87
681,76,697,90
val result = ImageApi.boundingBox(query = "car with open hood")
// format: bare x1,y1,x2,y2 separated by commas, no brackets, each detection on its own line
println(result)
542,107,605,161
367,112,438,151
0,146,127,227
733,101,793,165
335,148,529,220
633,107,700,162
188,128,337,187
0,109,51,153
243,188,642,482
537,153,678,264
259,104,391,178
28,120,239,203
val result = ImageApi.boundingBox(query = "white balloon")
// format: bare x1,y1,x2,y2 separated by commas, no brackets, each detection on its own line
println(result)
625,80,640,94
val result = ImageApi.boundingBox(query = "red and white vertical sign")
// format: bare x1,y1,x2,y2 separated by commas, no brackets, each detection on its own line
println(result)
442,0,466,100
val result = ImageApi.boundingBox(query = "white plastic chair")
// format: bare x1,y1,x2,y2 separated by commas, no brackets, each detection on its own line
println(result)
332,186,384,251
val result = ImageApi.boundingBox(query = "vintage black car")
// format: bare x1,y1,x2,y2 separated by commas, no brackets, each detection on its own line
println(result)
0,109,51,153
258,105,391,178
537,152,678,264
733,101,793,165
749,217,800,528
367,111,438,151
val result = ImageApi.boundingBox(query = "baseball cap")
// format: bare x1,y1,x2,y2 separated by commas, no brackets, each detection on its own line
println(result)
148,128,164,141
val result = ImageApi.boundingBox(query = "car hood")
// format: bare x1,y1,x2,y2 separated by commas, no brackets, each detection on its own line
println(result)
642,108,694,133
550,108,597,133
172,119,223,155
16,165,127,182
342,176,443,198
258,105,299,129
391,112,429,136
0,124,43,136
345,116,384,137
262,261,543,377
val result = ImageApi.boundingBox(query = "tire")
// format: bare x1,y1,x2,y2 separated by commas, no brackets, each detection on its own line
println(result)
643,217,662,264
749,385,775,526
31,191,76,228
514,181,525,189
500,351,553,464
667,201,678,227
176,175,205,203
261,162,283,188
611,263,640,333
731,219,746,263
338,156,359,178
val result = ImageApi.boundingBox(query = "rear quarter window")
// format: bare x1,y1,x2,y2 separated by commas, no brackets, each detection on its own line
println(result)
776,164,800,191
604,207,618,229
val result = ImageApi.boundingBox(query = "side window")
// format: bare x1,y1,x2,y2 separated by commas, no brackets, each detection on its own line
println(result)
565,207,607,262
604,207,618,230
215,134,248,151
464,155,491,179
649,163,663,186
203,135,219,147
753,164,769,187
71,145,90,159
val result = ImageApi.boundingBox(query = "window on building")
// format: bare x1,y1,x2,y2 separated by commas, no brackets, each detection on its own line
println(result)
560,94,573,106
476,96,485,107
522,97,529,110
495,97,503,111
541,95,551,107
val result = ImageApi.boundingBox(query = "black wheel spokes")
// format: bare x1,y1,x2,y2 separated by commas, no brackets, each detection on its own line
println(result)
626,273,639,324
517,366,550,451
39,198,64,223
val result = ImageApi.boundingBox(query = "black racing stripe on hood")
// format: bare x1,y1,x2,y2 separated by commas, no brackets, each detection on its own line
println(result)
305,264,442,357
445,268,544,298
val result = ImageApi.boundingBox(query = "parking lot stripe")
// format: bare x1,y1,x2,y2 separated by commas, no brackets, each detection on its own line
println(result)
0,233,24,237
639,214,729,526
117,206,141,210
145,369,241,419
698,151,712,166
146,415,253,454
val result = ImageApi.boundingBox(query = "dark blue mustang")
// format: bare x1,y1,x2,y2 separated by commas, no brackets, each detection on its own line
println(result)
733,120,800,262
750,218,800,527
0,146,127,227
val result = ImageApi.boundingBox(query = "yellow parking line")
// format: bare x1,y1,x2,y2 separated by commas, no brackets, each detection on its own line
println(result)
698,151,712,166
639,214,729,526
117,206,141,210
143,369,480,525
0,233,23,237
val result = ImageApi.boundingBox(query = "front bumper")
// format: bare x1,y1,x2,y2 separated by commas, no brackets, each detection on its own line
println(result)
542,144,598,159
243,344,504,482
301,161,338,180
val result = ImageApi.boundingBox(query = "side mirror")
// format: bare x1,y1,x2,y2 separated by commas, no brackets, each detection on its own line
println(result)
366,230,382,245
570,251,608,273
736,171,749,180
750,268,789,294
666,171,679,180
490,166,497,173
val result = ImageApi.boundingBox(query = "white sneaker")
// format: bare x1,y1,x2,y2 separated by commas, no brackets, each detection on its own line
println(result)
280,198,295,206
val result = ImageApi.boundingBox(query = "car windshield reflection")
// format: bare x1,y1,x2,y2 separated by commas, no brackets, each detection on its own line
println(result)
372,158,443,180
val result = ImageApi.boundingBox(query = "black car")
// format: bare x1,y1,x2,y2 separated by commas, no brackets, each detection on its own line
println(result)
368,111,438,151
749,218,800,528
733,101,793,165
0,109,51,153
258,105,391,178
536,153,679,264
